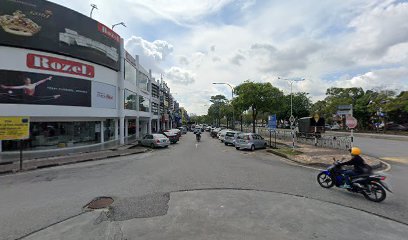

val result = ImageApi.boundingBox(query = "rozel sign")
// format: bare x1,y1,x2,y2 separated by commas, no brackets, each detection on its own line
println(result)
0,0,120,71
27,54,95,78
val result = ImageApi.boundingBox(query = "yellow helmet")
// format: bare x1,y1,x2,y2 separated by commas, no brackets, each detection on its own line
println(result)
351,147,361,156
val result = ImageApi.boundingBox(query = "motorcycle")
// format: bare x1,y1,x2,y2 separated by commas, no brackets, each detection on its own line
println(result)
196,133,201,142
317,158,392,202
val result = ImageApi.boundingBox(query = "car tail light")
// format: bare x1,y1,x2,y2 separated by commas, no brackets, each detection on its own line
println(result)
380,176,387,181
156,139,160,143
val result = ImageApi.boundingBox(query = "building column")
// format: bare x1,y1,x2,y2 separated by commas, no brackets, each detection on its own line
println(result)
148,118,152,134
119,118,125,144
100,121,104,143
125,119,129,138
156,119,160,133
135,117,140,139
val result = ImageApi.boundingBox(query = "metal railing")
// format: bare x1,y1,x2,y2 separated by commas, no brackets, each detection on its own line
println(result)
241,127,351,151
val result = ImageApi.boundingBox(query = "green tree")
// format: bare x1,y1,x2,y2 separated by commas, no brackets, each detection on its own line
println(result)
277,92,311,121
234,81,283,133
208,95,228,127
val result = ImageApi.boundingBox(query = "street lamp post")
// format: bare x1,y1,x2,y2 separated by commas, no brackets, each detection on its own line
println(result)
112,22,126,30
213,82,234,130
90,4,98,18
278,77,305,150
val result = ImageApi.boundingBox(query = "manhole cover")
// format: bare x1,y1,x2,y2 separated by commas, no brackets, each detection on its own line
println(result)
85,197,114,210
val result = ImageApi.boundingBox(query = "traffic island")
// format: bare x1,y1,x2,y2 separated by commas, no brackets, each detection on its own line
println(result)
266,143,385,170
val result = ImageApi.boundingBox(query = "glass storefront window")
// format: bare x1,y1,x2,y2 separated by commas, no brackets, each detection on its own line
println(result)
104,119,116,142
137,70,149,92
128,119,136,135
139,96,150,112
125,61,136,85
124,89,138,110
1,121,99,151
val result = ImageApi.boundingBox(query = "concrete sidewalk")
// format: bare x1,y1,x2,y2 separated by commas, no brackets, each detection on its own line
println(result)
0,142,149,174
23,190,408,240
0,137,140,163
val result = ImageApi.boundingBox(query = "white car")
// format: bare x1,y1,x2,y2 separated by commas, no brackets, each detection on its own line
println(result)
331,124,341,130
218,129,231,142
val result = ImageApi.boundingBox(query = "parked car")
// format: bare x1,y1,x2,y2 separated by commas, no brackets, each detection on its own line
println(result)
235,133,267,151
141,134,170,148
224,131,241,146
218,129,230,142
178,126,187,134
331,123,341,130
210,128,221,138
170,128,182,137
162,131,179,144
205,126,211,132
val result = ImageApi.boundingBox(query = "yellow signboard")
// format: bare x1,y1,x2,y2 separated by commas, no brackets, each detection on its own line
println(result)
0,117,30,140
314,114,320,122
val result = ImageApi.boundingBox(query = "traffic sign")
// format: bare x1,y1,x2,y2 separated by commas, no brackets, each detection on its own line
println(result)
346,115,358,129
336,110,352,115
289,115,295,124
268,114,277,131
0,117,30,140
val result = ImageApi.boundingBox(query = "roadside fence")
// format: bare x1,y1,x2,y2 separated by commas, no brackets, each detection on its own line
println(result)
241,127,351,151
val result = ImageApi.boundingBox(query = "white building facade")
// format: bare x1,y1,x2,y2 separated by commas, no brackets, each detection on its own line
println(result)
0,0,181,152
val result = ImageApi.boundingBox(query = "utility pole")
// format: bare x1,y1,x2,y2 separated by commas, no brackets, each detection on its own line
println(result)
278,77,305,151
212,82,234,129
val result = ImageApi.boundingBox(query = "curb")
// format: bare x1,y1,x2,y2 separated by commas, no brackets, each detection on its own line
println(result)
266,148,387,171
0,148,150,176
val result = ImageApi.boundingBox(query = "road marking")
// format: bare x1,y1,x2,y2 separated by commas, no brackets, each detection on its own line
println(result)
381,157,408,164
195,144,198,149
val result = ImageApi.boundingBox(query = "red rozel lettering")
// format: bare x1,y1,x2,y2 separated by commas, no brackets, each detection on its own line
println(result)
97,22,120,43
27,54,95,78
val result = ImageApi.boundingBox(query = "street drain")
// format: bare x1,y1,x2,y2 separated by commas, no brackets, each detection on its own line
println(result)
85,197,114,210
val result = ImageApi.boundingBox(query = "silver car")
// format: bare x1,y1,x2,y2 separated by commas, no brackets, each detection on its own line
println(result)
235,133,267,151
141,134,170,148
224,131,241,146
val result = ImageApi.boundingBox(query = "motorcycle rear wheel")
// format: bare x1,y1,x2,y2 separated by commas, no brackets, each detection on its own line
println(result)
362,182,386,202
317,172,334,188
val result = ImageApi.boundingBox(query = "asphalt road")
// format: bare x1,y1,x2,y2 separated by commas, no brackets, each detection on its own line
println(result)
0,133,407,239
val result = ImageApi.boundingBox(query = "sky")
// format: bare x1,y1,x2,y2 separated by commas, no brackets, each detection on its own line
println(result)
51,0,408,115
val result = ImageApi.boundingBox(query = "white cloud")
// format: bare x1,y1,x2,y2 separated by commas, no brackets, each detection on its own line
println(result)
123,0,235,25
49,0,408,115
334,67,408,91
230,53,246,66
125,36,173,72
346,1,408,58
165,67,196,85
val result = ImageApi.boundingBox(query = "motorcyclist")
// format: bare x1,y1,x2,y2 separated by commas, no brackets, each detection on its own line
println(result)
337,147,372,188
195,129,201,141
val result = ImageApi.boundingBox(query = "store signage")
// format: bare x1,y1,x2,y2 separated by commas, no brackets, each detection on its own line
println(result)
97,23,120,42
0,0,120,70
0,116,29,140
27,54,95,78
0,70,91,107
125,51,137,67
92,82,116,109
